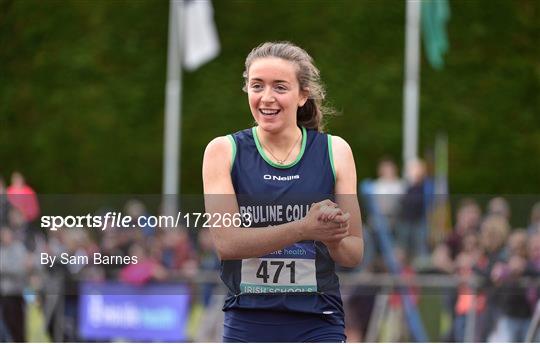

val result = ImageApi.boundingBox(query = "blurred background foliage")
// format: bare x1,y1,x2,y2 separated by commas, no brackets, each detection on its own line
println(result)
1,0,539,194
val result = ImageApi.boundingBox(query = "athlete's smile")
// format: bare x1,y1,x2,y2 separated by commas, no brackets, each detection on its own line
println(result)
259,108,281,116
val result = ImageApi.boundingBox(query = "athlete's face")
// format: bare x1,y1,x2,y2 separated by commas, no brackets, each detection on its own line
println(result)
246,57,308,133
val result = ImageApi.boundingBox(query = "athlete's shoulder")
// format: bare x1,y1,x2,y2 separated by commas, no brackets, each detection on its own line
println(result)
205,136,231,156
202,136,236,194
329,134,356,179
203,128,253,169
329,135,353,155
203,135,235,171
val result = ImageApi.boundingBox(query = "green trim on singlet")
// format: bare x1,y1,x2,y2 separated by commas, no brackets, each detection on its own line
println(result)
227,134,237,171
252,126,307,169
327,134,337,183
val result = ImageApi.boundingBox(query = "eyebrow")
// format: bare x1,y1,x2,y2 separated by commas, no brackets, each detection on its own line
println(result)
250,78,291,84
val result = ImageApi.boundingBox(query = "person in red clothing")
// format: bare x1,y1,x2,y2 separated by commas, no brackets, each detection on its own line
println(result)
382,247,419,342
6,171,40,222
119,243,167,285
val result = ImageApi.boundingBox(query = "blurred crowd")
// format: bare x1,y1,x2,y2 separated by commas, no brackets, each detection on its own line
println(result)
345,158,540,342
1,168,539,342
0,172,220,342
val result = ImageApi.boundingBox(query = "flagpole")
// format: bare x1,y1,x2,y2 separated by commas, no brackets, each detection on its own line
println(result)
162,0,183,217
402,2,430,340
403,0,421,166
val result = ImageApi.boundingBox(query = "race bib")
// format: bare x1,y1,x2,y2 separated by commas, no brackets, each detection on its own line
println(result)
240,242,317,294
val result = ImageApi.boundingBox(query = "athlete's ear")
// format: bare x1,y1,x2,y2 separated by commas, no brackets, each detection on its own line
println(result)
299,87,309,107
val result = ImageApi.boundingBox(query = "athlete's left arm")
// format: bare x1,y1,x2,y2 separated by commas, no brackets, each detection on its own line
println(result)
325,135,364,268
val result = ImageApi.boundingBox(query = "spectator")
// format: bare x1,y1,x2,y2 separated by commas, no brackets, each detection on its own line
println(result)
432,199,482,274
124,199,154,237
0,226,30,342
119,243,167,285
527,202,540,235
99,217,143,278
523,233,540,342
193,229,223,342
462,233,481,259
397,158,428,261
448,199,482,260
6,171,40,222
488,230,531,342
0,177,11,227
525,232,540,277
8,207,36,252
487,197,511,222
453,252,487,342
433,230,481,341
160,229,197,272
372,157,404,234
380,247,418,342
475,215,510,341
197,228,220,306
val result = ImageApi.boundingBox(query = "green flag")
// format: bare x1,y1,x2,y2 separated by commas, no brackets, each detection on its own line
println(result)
421,0,450,70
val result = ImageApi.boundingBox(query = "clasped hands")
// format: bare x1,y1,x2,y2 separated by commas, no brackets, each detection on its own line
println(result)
298,199,350,245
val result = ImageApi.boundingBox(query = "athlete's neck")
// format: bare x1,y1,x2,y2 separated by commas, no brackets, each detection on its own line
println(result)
256,125,301,151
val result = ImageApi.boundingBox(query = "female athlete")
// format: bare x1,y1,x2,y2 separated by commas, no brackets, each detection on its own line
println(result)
202,41,363,342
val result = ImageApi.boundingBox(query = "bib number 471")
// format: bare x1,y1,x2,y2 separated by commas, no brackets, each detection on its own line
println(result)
256,261,296,284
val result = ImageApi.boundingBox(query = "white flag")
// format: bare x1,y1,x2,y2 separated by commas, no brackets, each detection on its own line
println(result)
183,0,220,71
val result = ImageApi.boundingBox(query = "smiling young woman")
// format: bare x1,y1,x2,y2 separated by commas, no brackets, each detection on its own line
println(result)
202,42,363,342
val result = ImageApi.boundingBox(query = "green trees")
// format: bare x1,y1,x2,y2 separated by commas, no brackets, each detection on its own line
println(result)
1,0,538,194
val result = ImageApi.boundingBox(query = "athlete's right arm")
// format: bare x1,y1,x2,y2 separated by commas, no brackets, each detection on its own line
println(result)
202,136,348,260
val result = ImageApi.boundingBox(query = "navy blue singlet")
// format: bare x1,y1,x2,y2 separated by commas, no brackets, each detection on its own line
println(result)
221,126,345,342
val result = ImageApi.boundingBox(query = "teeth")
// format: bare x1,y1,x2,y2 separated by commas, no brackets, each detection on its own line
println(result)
260,109,280,115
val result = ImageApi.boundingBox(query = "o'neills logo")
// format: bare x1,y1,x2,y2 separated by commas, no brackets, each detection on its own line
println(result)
263,174,300,181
